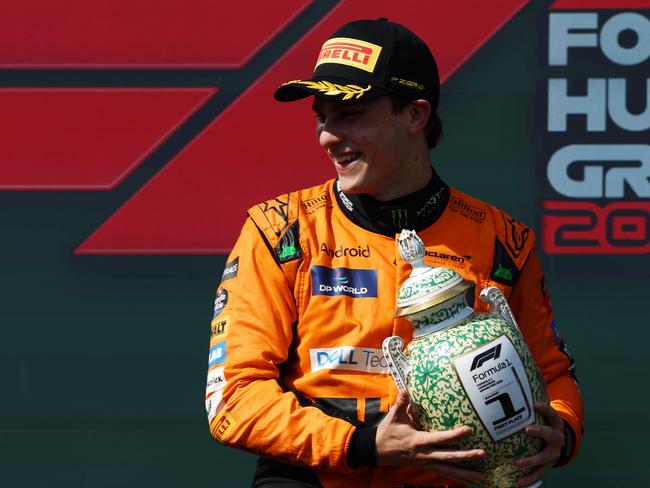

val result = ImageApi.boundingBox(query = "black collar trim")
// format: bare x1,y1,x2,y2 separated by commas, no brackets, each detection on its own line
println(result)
334,170,450,236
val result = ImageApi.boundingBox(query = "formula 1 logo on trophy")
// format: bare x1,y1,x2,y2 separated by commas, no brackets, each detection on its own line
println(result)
382,230,547,488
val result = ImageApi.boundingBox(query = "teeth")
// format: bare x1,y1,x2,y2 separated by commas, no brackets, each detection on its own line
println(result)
334,152,360,164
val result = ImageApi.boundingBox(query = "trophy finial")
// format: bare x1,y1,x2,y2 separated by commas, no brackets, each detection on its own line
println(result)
398,229,426,263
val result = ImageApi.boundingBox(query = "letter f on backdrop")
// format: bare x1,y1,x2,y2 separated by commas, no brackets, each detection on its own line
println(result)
0,0,528,254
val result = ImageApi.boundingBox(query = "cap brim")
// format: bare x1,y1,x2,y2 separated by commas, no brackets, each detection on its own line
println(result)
274,78,386,103
274,81,316,102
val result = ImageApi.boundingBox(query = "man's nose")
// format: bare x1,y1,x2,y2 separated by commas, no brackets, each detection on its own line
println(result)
317,123,343,149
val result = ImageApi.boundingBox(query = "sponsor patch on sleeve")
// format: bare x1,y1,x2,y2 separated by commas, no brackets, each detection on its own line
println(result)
221,257,239,282
491,239,520,286
210,316,229,343
206,366,227,396
211,409,236,442
549,319,578,381
275,221,302,264
208,341,226,367
550,319,562,345
212,288,228,319
206,391,224,424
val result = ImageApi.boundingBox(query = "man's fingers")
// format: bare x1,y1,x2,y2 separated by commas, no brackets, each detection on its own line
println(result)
392,389,410,411
381,388,410,425
524,423,563,444
517,463,550,487
413,425,473,446
420,448,486,463
534,402,563,429
515,447,553,469
516,425,562,469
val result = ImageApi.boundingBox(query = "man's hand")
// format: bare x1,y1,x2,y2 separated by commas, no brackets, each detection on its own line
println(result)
514,402,565,487
375,389,487,486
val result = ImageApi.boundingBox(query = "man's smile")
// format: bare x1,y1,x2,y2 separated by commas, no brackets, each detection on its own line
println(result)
331,151,362,170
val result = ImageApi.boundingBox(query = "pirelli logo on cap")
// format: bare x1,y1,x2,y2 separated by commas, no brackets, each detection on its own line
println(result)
315,37,382,73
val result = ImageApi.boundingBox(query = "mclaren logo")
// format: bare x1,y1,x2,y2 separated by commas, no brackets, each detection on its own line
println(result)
426,250,470,264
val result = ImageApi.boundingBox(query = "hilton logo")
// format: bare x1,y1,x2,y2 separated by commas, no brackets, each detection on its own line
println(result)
450,197,486,223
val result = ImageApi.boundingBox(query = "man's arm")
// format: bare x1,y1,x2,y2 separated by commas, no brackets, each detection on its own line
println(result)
507,246,584,481
205,217,358,472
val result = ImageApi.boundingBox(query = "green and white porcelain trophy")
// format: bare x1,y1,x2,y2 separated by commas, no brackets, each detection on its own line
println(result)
382,230,547,488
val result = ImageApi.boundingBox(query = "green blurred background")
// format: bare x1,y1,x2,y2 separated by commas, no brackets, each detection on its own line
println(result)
1,1,648,486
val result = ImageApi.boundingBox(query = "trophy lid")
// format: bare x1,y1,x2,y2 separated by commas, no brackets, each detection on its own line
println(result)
395,230,472,318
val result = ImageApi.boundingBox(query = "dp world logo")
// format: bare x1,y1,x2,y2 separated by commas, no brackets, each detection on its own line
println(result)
332,269,350,285
310,266,377,298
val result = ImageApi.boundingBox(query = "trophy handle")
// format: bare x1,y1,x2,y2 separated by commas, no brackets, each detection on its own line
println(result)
382,336,410,391
479,287,521,332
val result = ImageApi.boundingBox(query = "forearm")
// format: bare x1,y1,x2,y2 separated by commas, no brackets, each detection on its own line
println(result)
211,375,359,472
547,374,583,463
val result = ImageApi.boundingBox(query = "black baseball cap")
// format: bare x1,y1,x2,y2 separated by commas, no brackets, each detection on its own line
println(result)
274,18,440,109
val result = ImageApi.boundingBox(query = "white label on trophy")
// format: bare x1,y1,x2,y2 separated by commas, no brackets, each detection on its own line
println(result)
453,335,535,441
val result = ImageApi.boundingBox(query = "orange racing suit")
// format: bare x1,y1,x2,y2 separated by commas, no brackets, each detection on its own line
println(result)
205,177,583,488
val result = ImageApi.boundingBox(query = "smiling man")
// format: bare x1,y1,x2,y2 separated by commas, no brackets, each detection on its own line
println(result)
313,95,432,201
205,18,583,488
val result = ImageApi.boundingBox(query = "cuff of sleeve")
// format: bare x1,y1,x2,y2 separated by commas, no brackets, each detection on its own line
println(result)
553,420,576,467
347,425,377,468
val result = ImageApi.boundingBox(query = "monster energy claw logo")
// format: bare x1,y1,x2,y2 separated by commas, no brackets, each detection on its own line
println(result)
390,208,408,228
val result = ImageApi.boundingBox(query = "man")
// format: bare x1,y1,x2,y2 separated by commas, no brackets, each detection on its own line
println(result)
205,18,583,488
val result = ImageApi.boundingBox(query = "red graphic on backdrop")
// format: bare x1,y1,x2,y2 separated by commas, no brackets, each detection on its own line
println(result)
0,0,311,68
0,0,528,254
77,0,528,254
0,89,214,189
542,201,650,254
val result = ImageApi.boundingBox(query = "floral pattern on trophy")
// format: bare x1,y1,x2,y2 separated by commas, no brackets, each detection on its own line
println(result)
383,230,547,488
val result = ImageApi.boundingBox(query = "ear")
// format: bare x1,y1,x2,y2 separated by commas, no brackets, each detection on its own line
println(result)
407,99,432,134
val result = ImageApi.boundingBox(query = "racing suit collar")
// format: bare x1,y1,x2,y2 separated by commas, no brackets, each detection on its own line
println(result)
334,169,450,236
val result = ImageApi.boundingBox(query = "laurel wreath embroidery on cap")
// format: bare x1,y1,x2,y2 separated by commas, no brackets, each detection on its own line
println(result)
285,80,371,100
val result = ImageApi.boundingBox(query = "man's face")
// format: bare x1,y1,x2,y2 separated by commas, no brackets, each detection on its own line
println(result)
313,95,414,201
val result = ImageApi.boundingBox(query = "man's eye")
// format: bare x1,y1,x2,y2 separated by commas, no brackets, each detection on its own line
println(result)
341,110,362,120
